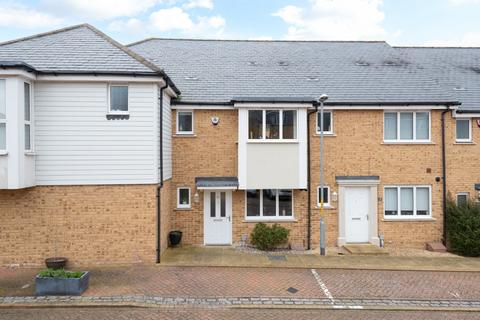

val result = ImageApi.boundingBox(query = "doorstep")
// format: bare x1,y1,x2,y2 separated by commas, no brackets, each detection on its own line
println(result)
343,244,389,256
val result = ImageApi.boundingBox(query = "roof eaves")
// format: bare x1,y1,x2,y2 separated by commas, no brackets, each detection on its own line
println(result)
0,61,37,72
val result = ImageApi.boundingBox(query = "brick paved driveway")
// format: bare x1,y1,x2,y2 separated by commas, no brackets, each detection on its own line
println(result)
2,266,480,301
0,307,478,320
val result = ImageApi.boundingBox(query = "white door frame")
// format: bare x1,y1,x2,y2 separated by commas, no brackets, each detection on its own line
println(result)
337,178,380,246
203,189,233,245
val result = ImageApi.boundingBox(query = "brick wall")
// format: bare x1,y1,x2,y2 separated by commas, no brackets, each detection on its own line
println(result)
171,108,477,249
0,183,171,267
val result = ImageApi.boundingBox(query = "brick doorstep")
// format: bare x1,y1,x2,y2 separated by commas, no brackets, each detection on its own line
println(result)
0,296,479,311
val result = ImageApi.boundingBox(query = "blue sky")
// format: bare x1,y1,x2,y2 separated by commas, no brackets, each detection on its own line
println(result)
1,0,480,46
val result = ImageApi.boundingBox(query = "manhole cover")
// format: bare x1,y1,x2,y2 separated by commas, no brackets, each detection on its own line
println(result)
287,287,298,294
267,255,286,261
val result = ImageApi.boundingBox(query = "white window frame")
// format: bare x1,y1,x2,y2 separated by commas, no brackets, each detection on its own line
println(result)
455,118,472,142
317,186,331,207
177,187,191,209
383,185,432,220
247,109,298,142
383,111,431,143
0,79,6,152
176,110,194,134
456,192,469,206
316,110,333,134
24,82,32,152
108,84,129,114
245,189,294,220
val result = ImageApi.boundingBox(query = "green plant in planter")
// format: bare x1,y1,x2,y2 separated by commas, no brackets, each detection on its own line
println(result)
250,223,290,251
446,198,480,257
38,268,84,278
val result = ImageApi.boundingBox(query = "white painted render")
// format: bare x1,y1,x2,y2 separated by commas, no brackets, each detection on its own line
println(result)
34,81,160,185
0,75,35,189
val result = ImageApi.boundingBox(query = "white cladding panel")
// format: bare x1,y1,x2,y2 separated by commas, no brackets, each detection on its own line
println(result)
34,82,157,185
162,91,172,180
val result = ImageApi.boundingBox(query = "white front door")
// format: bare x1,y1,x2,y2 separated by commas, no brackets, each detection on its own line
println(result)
345,187,370,243
204,190,232,245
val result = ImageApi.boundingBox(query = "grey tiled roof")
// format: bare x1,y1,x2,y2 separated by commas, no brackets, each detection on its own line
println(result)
129,39,456,105
396,47,480,111
0,24,158,75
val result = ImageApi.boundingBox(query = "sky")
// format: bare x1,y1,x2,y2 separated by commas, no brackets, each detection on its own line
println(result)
1,0,480,46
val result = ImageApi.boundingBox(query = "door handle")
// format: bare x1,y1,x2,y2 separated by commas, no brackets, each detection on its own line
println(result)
352,217,361,221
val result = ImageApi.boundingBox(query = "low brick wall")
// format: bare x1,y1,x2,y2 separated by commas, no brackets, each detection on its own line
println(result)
0,183,171,267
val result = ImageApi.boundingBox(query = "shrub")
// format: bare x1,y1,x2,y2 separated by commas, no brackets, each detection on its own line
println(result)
446,198,480,257
250,223,290,251
38,268,84,279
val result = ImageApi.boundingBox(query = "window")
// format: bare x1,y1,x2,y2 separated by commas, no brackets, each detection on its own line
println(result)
246,189,293,219
109,85,128,112
456,119,471,142
384,186,431,218
177,188,191,209
317,186,330,207
384,112,430,142
177,111,193,134
248,110,297,140
0,79,5,151
24,83,31,151
316,111,333,134
456,193,469,206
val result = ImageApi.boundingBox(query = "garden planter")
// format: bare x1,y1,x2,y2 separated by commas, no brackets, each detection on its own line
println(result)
45,257,68,269
169,230,182,246
35,271,90,296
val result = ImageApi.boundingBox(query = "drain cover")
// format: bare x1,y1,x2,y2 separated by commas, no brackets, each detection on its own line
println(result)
287,287,298,294
267,255,286,261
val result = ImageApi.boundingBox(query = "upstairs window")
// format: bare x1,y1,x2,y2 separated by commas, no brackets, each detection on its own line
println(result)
384,112,430,142
316,111,333,134
109,85,129,113
177,110,194,134
384,186,431,219
24,82,31,151
248,109,297,140
0,79,5,151
456,119,471,142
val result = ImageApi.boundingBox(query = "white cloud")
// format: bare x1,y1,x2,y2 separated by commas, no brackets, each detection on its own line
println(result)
273,0,386,40
423,33,480,47
183,0,214,10
448,0,480,5
108,18,145,34
45,0,162,20
149,7,194,31
0,4,63,29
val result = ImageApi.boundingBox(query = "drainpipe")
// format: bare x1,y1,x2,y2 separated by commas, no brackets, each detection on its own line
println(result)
441,105,450,246
156,81,169,264
306,103,319,250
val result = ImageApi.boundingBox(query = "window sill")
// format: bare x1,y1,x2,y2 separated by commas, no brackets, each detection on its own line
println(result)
382,217,436,222
454,141,475,145
243,218,297,223
247,140,298,144
315,205,336,210
0,151,8,156
382,141,435,145
24,152,36,156
313,133,336,137
174,133,196,137
106,113,129,120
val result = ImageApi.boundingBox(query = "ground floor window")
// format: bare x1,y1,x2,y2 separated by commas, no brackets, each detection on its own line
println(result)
177,187,191,209
317,186,330,207
384,186,431,219
246,189,293,219
456,193,469,206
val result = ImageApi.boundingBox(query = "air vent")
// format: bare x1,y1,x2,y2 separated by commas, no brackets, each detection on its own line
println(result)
307,77,319,81
278,61,290,66
453,86,466,91
184,76,199,81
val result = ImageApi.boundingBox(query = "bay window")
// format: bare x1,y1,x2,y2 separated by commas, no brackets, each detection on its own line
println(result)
384,112,430,142
246,189,293,219
384,186,431,219
248,110,297,140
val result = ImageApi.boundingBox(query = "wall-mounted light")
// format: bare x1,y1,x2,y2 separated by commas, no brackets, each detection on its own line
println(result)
211,116,220,125
332,191,338,202
194,191,200,203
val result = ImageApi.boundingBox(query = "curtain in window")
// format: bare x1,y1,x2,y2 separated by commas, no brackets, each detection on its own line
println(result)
456,119,470,140
400,187,414,215
384,113,397,140
400,113,413,140
248,110,263,139
416,187,429,215
317,112,332,133
110,86,128,111
282,110,296,139
178,112,193,132
265,111,280,139
416,112,429,140
385,188,398,215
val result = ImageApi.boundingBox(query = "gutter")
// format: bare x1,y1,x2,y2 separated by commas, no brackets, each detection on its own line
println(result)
441,105,451,246
306,103,319,250
156,82,169,264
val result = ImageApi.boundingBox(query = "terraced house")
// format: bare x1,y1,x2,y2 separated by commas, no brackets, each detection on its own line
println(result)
0,24,479,266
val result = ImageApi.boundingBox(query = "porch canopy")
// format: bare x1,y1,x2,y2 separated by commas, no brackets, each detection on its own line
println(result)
195,177,239,190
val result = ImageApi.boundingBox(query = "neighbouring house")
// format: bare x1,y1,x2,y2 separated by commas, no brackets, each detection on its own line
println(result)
0,24,479,266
